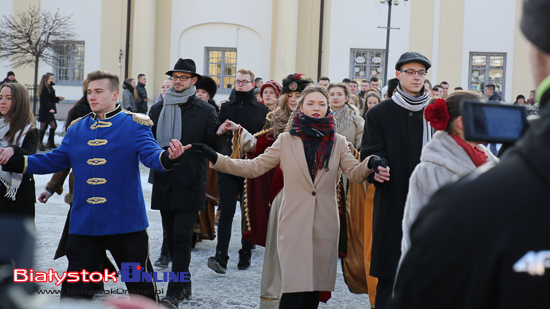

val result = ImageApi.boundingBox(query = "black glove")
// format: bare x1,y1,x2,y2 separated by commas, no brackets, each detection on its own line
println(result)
368,157,387,173
192,143,218,164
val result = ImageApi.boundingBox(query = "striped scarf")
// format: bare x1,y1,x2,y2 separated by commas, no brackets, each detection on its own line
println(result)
289,111,335,180
392,84,433,147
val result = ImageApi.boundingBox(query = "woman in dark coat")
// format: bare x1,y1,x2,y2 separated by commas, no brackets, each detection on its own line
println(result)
0,83,39,221
38,73,64,150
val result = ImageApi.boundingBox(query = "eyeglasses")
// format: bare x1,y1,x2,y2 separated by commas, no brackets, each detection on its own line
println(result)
400,69,427,76
234,80,252,85
172,75,193,81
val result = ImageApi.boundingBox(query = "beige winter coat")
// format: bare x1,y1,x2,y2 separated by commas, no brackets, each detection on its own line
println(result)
400,131,499,261
212,132,375,293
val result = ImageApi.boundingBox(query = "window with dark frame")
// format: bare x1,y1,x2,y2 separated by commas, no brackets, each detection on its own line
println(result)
350,49,386,85
205,48,237,93
469,52,506,98
53,41,85,85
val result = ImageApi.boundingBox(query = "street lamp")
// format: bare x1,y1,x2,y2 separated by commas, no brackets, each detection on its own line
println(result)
378,0,408,86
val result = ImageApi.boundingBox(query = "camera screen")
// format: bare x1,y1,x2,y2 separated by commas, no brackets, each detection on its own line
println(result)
472,105,525,140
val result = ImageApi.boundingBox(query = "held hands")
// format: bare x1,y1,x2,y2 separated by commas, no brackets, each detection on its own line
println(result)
191,143,218,164
49,109,55,113
216,119,240,135
347,142,354,153
38,191,52,204
167,139,191,160
369,157,390,183
59,96,65,101
0,147,15,165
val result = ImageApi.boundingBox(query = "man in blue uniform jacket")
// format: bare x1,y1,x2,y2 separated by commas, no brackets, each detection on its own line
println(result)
2,70,188,301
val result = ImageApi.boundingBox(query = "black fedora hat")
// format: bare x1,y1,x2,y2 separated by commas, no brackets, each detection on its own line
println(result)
166,58,203,80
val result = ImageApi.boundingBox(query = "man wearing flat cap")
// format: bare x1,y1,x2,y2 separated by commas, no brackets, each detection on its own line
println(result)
148,58,225,308
390,1,550,308
360,51,432,308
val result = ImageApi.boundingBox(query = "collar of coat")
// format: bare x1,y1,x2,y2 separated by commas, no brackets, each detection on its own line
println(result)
91,104,123,120
421,131,497,176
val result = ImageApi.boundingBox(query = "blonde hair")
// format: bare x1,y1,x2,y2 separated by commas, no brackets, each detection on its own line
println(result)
237,68,255,83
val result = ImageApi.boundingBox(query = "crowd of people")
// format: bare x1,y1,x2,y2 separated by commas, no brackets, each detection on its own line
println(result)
1,1,550,308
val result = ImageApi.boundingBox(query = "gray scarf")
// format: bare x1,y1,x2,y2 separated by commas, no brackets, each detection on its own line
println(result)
392,84,433,148
156,86,196,147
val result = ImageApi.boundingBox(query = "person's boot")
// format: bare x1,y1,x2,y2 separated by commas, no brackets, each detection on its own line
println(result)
160,281,191,308
47,128,57,149
154,238,171,268
38,130,46,151
237,249,251,270
207,250,229,274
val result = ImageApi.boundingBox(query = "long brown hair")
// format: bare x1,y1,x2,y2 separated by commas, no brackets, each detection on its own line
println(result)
270,93,296,138
0,83,36,144
38,73,53,96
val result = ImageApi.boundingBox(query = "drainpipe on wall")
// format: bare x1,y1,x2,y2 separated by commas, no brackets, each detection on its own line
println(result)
317,0,325,81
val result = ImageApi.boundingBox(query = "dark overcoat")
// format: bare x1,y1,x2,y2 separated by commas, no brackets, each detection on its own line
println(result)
391,89,550,309
149,95,224,211
360,98,424,280
38,85,59,123
218,89,269,155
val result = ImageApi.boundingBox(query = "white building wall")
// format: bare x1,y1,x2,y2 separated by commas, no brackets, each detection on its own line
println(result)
170,0,272,101
327,0,412,83
0,0,15,78
40,0,102,101
461,0,518,102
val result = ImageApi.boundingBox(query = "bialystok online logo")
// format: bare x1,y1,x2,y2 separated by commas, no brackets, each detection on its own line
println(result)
13,262,190,286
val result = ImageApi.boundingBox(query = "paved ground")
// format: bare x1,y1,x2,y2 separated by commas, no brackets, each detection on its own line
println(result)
15,130,372,308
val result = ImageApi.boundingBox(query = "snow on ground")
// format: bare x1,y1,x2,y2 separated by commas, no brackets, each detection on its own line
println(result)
25,130,371,308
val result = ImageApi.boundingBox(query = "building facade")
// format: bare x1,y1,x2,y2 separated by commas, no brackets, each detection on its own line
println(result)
0,0,531,107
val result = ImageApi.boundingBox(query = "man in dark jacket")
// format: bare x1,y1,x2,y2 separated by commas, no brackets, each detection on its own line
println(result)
149,58,224,309
208,68,269,274
484,83,502,102
0,71,18,86
390,1,550,308
360,52,432,309
136,73,148,113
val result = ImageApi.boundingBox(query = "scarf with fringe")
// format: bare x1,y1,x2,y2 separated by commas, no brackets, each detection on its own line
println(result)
0,119,32,200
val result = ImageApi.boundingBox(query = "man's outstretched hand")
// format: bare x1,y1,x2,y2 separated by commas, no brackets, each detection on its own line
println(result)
168,139,191,160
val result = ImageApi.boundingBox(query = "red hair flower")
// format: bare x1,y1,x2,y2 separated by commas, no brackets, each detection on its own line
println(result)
424,98,450,131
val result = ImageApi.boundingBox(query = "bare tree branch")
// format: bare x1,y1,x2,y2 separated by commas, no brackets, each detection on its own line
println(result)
0,6,76,113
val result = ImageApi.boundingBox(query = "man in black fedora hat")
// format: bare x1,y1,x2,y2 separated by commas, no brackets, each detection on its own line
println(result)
148,58,225,308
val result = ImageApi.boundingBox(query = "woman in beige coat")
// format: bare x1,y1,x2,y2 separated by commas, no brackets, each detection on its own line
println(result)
193,85,378,309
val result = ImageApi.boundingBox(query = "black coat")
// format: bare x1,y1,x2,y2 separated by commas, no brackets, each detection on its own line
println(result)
38,85,59,123
0,128,38,210
149,95,225,211
390,89,550,309
360,98,424,280
136,82,148,113
218,89,269,155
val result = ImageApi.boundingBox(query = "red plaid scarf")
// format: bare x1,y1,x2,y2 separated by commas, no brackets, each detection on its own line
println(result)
289,111,335,180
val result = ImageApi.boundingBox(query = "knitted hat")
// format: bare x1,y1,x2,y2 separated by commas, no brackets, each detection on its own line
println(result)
7,71,14,77
260,80,282,98
281,73,313,94
194,76,217,99
521,0,550,54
